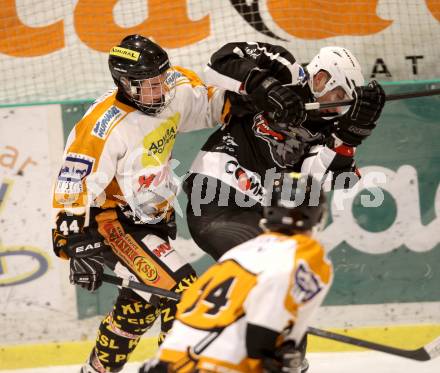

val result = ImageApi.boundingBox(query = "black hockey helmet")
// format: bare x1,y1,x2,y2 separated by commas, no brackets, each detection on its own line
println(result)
260,173,327,235
108,34,174,114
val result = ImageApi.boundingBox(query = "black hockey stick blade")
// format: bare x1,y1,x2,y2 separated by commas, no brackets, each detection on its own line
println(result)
307,326,440,361
102,273,181,301
305,87,440,111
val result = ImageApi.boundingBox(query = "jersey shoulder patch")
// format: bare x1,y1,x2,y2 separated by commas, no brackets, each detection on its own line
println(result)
76,91,133,142
54,152,95,197
90,105,126,139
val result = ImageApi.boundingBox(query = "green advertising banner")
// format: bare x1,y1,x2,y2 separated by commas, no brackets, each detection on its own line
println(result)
322,82,440,305
60,82,440,318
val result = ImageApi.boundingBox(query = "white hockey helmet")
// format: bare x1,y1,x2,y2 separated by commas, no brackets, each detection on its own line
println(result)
307,46,365,99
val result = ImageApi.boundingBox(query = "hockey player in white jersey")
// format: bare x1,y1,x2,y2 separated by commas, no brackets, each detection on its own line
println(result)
139,173,332,373
51,34,225,373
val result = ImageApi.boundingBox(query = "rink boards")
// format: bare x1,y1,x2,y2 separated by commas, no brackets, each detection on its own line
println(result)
0,81,439,370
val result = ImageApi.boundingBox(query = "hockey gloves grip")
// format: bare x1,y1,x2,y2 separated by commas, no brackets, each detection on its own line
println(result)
334,80,385,146
63,232,105,292
262,340,307,373
246,71,306,127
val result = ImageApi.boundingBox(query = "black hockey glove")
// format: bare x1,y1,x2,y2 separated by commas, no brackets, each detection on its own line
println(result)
334,80,385,146
64,232,106,292
246,70,306,126
262,340,308,373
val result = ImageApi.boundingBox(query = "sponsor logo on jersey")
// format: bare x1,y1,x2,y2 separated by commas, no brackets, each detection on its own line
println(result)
91,106,125,139
245,46,261,59
103,224,145,264
153,242,172,258
109,46,140,61
142,234,185,272
147,127,176,155
165,70,182,87
253,113,285,142
137,168,168,192
214,134,239,153
293,260,323,303
133,256,158,282
225,160,264,197
297,65,307,86
142,113,180,167
55,153,94,194
100,222,177,288
252,113,296,168
138,174,156,192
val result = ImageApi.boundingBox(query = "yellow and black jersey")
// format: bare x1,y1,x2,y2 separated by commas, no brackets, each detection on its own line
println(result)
52,67,225,257
154,232,333,372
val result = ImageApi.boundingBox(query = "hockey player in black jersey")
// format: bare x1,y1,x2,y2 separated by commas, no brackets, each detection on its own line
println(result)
182,42,384,373
184,41,385,260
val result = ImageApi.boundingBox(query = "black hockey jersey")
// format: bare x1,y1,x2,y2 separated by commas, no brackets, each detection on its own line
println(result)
186,42,358,206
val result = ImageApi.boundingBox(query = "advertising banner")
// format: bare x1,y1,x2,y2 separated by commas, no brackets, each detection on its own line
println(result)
1,1,439,105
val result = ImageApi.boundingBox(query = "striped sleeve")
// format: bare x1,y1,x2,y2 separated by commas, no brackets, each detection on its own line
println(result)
52,92,132,227
204,41,305,93
283,234,333,344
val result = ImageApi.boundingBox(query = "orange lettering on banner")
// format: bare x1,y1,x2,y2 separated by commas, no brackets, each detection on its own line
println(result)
425,0,440,21
267,0,392,39
0,0,64,57
74,0,209,52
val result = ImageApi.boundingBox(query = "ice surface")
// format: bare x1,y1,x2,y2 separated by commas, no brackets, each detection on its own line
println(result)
1,351,439,373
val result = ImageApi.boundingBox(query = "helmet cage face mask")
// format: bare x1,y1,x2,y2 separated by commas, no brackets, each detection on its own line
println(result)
307,46,365,115
109,35,176,115
121,70,176,115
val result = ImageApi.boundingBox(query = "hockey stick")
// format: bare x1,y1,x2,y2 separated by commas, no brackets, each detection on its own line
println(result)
304,87,440,111
102,273,440,361
307,327,440,361
102,273,180,301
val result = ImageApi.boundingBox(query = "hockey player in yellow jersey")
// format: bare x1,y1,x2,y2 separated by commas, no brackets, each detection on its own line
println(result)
139,173,332,373
51,34,226,373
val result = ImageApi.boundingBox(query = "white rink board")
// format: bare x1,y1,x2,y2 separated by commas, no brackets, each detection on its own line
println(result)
0,105,439,346
0,105,77,343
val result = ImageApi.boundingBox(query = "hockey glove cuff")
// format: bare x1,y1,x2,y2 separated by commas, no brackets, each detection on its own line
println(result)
63,231,106,292
348,80,385,124
70,255,104,292
334,80,385,146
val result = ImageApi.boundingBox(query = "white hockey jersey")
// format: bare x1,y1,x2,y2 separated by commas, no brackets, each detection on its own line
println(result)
154,232,333,372
52,67,225,239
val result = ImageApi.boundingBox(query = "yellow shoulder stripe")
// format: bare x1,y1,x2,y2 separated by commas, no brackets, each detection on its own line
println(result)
293,234,332,284
284,234,332,317
68,92,133,168
53,93,133,209
173,66,205,88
